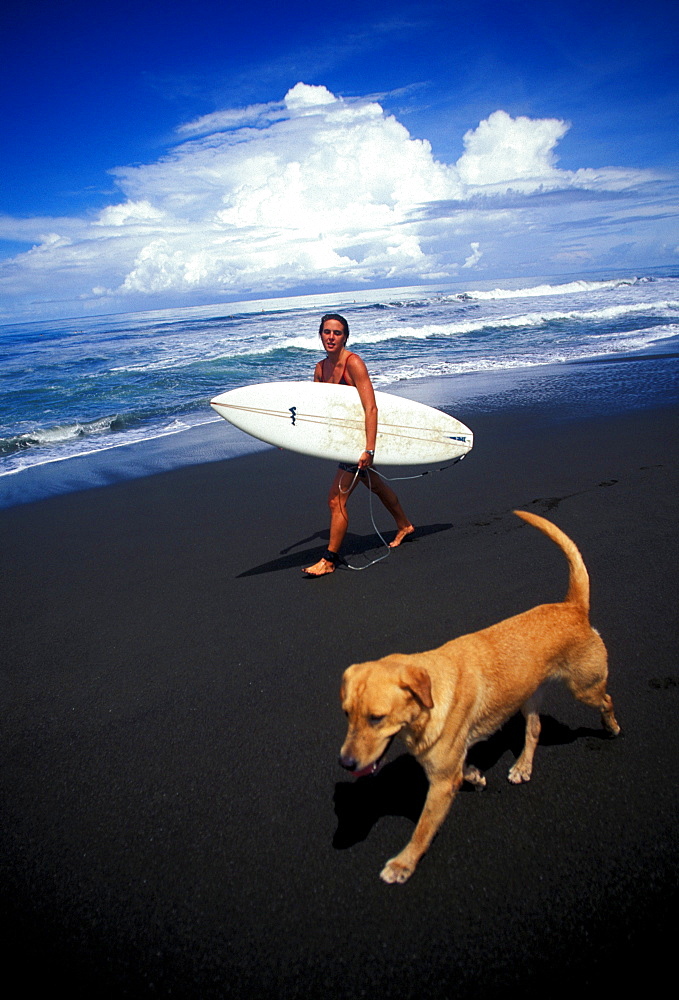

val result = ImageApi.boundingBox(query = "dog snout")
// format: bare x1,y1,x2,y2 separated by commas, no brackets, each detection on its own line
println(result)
339,752,358,771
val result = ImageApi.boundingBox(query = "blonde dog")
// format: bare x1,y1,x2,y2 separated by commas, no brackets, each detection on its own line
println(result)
339,510,620,883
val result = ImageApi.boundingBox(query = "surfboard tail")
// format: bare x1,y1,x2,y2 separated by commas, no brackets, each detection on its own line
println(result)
513,510,590,612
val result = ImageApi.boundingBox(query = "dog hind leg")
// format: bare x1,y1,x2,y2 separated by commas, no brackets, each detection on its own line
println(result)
566,636,621,737
570,678,621,736
508,696,542,784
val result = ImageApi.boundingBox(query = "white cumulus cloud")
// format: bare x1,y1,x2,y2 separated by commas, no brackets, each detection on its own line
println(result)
462,242,482,268
457,110,568,188
0,83,668,319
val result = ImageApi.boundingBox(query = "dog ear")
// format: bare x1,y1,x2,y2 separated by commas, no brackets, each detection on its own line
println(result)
340,665,354,704
401,666,434,709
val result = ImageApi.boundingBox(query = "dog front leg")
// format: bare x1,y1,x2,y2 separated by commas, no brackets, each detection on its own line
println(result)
380,772,461,884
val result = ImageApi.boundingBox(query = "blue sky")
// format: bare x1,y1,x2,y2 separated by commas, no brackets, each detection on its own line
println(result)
1,0,677,319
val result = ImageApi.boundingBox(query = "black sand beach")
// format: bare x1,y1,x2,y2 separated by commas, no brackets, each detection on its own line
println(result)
2,361,678,997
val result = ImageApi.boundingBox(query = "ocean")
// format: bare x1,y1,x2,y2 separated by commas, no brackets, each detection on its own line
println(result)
1,273,678,508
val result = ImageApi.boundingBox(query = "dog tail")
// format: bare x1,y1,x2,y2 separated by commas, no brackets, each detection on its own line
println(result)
513,510,590,612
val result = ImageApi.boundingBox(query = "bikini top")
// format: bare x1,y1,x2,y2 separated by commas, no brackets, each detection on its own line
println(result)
318,353,356,385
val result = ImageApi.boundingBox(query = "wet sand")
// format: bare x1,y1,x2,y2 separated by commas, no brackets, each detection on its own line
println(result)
1,388,678,997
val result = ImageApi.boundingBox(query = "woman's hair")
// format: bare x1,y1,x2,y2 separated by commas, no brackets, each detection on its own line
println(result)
318,313,350,340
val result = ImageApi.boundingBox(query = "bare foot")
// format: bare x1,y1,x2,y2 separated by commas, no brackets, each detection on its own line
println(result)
389,524,415,548
303,557,336,577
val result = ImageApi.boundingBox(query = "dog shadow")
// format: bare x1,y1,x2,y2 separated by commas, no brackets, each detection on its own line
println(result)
333,754,428,849
332,714,611,850
237,522,453,577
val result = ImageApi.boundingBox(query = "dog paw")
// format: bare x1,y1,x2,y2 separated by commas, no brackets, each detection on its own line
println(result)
463,764,486,789
508,762,532,784
380,857,415,884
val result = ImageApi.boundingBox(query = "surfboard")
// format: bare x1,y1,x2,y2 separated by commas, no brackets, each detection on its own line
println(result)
210,381,473,466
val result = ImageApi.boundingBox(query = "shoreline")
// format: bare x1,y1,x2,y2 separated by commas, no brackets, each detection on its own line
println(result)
2,345,677,510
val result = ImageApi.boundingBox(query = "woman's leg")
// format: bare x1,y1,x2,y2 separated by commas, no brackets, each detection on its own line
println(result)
303,469,358,575
363,473,415,547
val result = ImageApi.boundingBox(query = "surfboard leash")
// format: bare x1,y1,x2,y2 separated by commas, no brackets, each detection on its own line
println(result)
342,467,393,572
340,454,468,571
371,452,468,484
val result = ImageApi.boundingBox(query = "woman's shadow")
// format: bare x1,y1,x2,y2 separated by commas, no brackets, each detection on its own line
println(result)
237,522,453,577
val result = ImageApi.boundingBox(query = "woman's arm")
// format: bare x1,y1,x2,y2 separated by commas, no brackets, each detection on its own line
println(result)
345,355,377,467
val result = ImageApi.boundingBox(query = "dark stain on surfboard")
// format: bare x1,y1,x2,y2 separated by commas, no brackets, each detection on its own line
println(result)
289,406,297,426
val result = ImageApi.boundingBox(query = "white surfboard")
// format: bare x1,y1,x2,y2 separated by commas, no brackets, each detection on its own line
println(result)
210,381,473,466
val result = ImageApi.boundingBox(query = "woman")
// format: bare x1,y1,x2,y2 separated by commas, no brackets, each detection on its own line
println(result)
303,313,414,576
